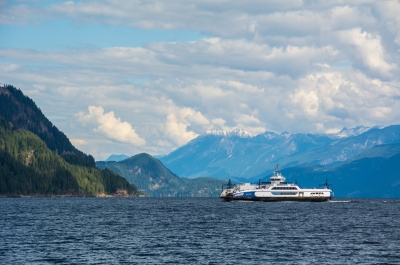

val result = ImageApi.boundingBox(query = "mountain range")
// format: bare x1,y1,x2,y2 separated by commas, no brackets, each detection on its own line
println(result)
159,126,400,182
280,144,400,198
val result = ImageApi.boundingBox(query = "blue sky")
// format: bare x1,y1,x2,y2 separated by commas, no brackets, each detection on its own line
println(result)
1,21,206,50
1,0,400,160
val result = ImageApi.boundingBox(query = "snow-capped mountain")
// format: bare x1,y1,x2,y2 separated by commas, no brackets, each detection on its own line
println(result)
205,128,252,138
328,125,373,139
160,125,400,180
258,131,291,140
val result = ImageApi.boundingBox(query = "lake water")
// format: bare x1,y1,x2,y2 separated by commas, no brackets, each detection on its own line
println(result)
1,198,399,264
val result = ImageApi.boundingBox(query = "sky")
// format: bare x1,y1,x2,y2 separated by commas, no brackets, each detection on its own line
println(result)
1,0,400,160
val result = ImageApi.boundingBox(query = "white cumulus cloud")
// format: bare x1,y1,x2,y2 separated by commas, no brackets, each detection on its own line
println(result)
77,106,146,146
338,28,397,77
164,107,211,146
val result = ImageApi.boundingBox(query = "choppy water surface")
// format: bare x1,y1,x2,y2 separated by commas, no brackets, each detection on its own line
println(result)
1,198,400,264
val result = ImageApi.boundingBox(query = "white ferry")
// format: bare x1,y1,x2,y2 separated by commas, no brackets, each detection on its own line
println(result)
220,165,334,202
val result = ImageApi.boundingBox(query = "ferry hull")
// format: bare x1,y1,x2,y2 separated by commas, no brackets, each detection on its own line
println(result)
220,195,233,201
231,196,331,202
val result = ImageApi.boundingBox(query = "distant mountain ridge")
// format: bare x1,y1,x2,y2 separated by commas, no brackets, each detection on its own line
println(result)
280,147,400,198
160,125,400,180
328,125,373,139
105,154,130,162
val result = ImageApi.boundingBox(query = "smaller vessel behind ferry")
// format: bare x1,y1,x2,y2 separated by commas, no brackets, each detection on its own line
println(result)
220,165,334,202
220,179,235,200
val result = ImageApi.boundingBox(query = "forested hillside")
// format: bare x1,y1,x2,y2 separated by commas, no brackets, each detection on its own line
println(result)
0,85,138,196
97,153,223,197
0,117,137,196
0,84,94,167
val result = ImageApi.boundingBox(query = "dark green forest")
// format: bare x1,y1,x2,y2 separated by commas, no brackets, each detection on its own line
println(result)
0,85,137,196
0,84,94,167
0,116,137,196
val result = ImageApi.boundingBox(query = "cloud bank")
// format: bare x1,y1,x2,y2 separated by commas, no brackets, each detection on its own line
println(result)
1,0,400,159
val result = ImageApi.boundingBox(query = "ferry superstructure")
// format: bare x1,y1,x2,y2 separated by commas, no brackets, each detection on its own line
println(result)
220,165,334,202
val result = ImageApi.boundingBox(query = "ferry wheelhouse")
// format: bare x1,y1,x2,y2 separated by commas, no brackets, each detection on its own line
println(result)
220,165,334,202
